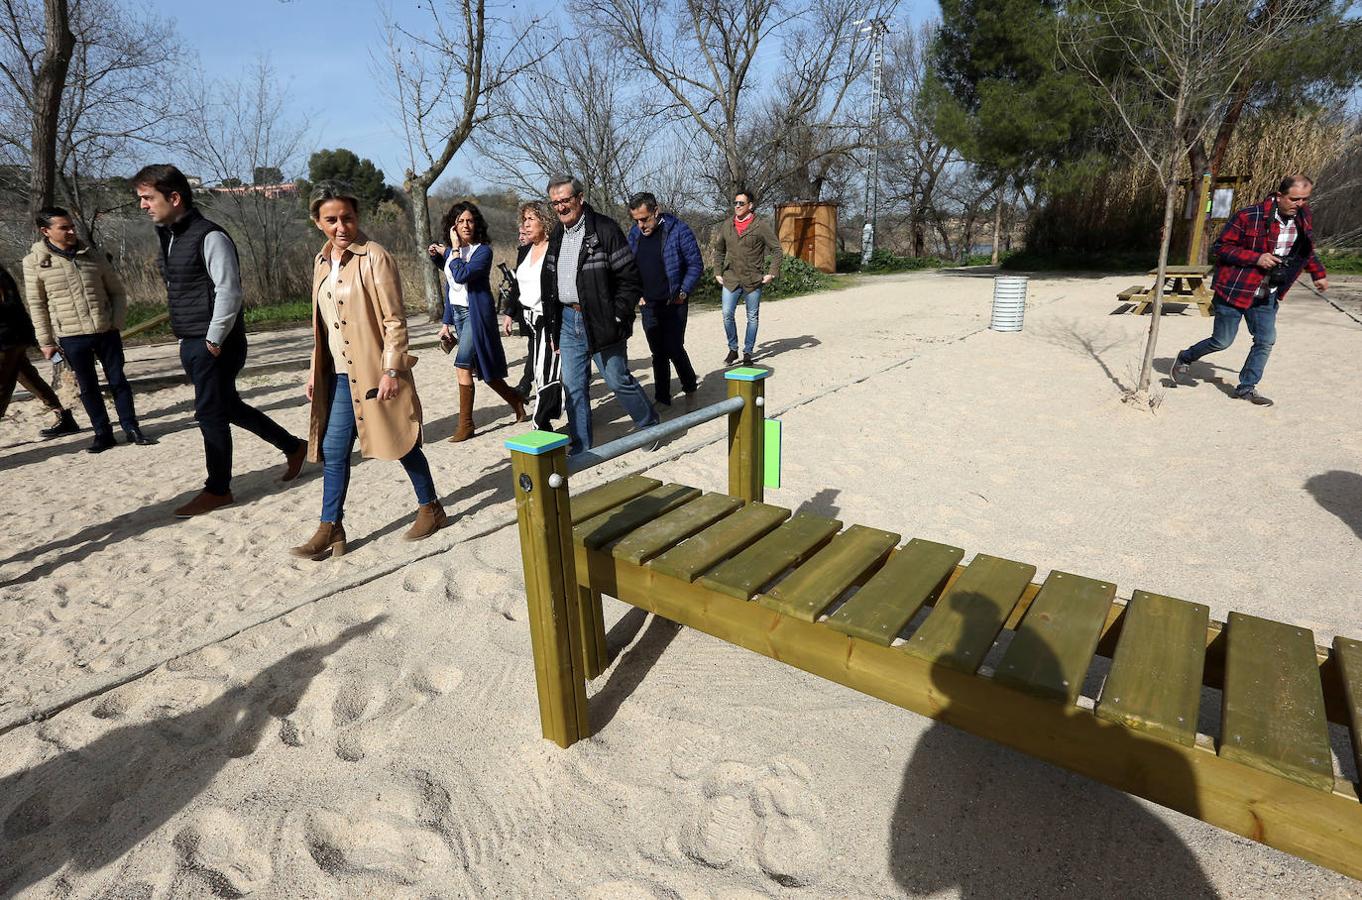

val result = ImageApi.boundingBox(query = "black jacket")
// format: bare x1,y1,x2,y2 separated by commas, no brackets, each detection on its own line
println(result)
0,262,37,351
541,205,640,353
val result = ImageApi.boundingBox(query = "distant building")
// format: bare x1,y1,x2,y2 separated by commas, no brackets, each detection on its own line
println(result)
208,182,299,200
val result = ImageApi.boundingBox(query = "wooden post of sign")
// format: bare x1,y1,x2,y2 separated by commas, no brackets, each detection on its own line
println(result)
506,431,589,748
1187,172,1213,266
726,367,768,503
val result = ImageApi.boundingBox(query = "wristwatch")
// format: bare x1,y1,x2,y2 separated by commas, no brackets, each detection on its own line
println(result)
383,368,399,378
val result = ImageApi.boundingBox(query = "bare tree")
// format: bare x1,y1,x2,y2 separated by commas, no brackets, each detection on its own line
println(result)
878,23,960,258
0,0,74,220
0,0,184,241
381,0,543,319
577,0,798,201
180,57,312,304
1059,0,1319,405
474,26,652,216
745,0,896,203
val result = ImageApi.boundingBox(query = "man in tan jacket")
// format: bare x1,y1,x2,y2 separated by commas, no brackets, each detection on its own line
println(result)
23,207,151,453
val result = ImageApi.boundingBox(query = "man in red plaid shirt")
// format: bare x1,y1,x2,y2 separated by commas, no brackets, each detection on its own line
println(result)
1170,175,1329,406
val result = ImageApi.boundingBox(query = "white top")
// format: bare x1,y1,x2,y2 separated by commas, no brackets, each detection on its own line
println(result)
516,244,547,316
444,244,479,308
319,256,347,373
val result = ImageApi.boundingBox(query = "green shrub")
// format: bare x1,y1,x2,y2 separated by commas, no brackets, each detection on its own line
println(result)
1319,250,1362,274
836,250,863,273
862,250,946,273
1000,249,1153,272
765,254,834,298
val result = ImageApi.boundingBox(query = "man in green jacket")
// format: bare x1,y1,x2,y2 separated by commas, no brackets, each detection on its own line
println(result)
713,187,781,366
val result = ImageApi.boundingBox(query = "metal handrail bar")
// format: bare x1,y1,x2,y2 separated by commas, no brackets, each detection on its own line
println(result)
565,395,746,476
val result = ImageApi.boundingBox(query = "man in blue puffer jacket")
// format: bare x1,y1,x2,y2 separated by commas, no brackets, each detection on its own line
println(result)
625,192,702,406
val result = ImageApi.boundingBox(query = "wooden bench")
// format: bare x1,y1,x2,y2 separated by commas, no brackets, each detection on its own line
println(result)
1117,284,1148,305
505,368,1362,882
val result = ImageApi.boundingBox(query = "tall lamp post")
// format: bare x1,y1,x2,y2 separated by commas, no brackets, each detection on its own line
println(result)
858,16,889,267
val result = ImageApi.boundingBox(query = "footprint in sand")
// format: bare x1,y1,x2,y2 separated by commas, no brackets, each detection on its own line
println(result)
676,755,828,888
276,650,460,763
295,771,464,887
173,806,273,896
401,565,444,595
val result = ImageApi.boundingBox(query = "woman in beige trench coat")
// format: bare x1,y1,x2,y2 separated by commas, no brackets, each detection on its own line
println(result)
290,183,446,559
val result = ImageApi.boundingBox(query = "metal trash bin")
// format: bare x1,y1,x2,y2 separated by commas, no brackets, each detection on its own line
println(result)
990,275,1028,332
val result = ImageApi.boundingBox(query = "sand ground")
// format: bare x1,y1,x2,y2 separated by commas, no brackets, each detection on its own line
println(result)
1,269,1360,898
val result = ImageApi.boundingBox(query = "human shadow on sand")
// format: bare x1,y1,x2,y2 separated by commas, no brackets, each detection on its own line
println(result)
888,592,1216,898
0,387,300,473
1305,470,1362,541
0,617,382,895
0,461,325,588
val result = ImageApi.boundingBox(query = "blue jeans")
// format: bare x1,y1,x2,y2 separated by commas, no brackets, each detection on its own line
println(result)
58,330,139,438
448,305,476,369
557,304,658,456
1182,299,1277,392
320,375,436,523
721,285,762,355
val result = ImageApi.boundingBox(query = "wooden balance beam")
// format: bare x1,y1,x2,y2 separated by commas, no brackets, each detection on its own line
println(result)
505,368,1362,882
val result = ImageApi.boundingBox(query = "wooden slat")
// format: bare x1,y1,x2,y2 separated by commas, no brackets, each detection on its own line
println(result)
648,502,790,583
1334,636,1362,786
995,571,1115,705
825,539,964,645
569,474,662,525
756,525,899,622
612,493,744,565
1096,590,1207,747
1220,613,1334,792
572,484,701,550
698,514,843,601
901,553,1035,673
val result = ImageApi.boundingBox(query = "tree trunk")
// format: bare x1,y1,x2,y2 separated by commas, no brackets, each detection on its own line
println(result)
407,175,441,321
1136,174,1180,397
991,183,1005,265
30,0,75,220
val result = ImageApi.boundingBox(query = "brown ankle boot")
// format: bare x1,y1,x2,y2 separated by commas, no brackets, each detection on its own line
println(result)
404,500,447,541
449,383,475,442
290,521,347,560
488,378,527,423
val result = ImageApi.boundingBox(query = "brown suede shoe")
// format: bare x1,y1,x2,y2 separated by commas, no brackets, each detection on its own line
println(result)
289,521,347,560
403,500,447,541
174,490,235,518
281,440,308,482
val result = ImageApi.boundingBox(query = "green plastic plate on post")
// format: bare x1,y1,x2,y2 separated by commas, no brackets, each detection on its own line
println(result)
764,419,781,489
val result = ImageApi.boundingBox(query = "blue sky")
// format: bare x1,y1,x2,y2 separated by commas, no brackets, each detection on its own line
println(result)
149,0,940,190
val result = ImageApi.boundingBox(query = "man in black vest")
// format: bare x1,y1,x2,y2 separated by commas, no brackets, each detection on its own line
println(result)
133,164,306,518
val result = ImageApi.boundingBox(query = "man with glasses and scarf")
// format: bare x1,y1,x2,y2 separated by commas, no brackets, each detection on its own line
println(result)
714,187,781,366
1171,175,1329,407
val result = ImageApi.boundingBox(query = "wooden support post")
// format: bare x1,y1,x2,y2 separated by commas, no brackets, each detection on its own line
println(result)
506,431,589,748
726,367,769,503
579,585,608,680
1187,172,1212,266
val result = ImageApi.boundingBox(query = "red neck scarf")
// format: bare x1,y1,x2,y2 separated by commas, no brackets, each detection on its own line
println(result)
734,213,755,237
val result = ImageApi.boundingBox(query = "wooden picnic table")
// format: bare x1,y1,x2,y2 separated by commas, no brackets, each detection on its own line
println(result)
1116,265,1213,316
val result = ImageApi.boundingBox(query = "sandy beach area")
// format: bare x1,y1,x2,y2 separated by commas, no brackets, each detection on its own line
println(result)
2,269,1360,898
